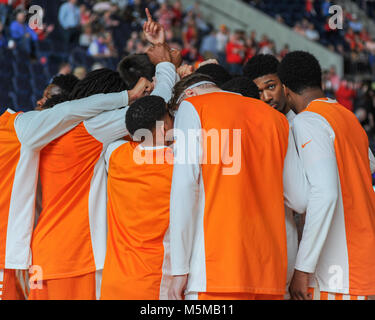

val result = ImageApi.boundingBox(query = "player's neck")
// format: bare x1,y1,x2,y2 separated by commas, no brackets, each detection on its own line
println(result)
299,88,326,113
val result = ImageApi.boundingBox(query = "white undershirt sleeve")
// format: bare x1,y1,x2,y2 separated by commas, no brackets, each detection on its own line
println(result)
15,91,129,150
283,127,309,214
151,62,178,103
169,101,202,275
369,148,375,174
292,113,339,273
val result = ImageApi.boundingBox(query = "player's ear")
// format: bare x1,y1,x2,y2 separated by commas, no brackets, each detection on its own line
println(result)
185,88,197,98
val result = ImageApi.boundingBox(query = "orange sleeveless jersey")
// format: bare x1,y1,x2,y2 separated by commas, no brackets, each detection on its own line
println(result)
305,100,375,295
0,111,22,269
182,93,290,294
31,123,103,279
101,142,173,300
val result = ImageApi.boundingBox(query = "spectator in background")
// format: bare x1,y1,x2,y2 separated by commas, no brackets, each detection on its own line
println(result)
182,17,198,47
79,25,94,48
58,0,81,49
200,30,218,59
73,66,87,80
10,10,38,55
328,65,341,92
216,24,229,66
305,0,317,17
336,80,357,111
226,30,246,75
349,14,363,33
0,0,11,26
305,23,320,41
88,32,116,58
321,0,331,17
0,21,7,49
57,62,72,76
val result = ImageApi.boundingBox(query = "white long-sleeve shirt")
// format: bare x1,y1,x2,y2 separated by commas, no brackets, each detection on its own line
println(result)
292,102,375,294
1,91,129,269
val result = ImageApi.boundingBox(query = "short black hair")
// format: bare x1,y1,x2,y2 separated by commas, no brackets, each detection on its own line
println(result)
126,95,167,136
52,74,79,95
117,53,155,90
243,54,280,81
221,77,260,99
69,68,127,100
41,94,70,109
278,51,322,94
194,64,232,86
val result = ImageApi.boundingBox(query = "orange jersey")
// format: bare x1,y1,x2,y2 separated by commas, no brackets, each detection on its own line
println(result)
170,92,290,295
101,141,173,300
31,108,129,280
0,111,22,269
293,98,375,295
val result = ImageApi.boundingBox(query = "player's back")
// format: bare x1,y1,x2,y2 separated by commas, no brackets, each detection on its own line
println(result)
183,92,290,294
32,122,104,279
101,141,173,300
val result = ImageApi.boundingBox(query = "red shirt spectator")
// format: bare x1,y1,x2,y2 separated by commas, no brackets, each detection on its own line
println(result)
336,80,357,111
226,40,245,64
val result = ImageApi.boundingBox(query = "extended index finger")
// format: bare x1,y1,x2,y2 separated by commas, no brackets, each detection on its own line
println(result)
145,8,153,22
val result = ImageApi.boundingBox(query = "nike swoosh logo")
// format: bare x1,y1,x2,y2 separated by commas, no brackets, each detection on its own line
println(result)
302,140,312,149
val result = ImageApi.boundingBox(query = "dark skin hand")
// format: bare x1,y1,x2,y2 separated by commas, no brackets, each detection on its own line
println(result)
289,269,313,300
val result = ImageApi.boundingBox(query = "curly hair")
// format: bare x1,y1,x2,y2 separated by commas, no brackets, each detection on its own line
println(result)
117,53,155,90
195,63,232,86
277,51,322,94
69,68,127,100
126,95,167,136
243,54,280,81
221,77,260,99
51,74,80,95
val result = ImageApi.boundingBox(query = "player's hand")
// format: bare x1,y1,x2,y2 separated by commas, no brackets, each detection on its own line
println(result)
128,77,153,103
198,59,219,69
146,43,172,65
168,274,188,300
289,269,313,300
143,8,165,45
177,64,194,79
170,49,183,68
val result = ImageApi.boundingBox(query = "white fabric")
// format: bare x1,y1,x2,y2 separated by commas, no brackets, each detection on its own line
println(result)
169,100,308,294
292,110,349,293
4,91,128,269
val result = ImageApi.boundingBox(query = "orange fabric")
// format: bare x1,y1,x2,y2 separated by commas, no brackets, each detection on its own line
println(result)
198,292,284,300
306,99,375,296
100,142,173,300
308,287,368,300
31,123,103,280
187,92,289,294
0,269,26,300
28,272,96,300
0,111,22,268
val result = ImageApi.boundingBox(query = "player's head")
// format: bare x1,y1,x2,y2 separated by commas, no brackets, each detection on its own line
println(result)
278,51,323,113
126,95,173,146
36,84,63,110
51,74,80,95
221,77,260,99
194,63,232,86
169,73,218,114
40,94,70,110
243,54,289,114
69,68,127,100
117,53,155,90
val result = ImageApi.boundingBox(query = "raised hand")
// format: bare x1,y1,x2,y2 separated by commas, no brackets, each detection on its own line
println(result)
177,64,194,79
143,8,165,45
128,77,154,103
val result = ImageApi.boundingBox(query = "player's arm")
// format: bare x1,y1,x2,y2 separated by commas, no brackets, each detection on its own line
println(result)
147,43,179,103
169,101,202,300
290,114,339,300
369,148,375,174
143,8,165,45
283,127,309,214
15,91,129,150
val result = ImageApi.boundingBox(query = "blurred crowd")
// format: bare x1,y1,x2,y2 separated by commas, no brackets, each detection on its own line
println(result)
1,0,375,144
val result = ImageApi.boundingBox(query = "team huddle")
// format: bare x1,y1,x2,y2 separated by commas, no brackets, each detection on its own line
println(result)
1,10,375,301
